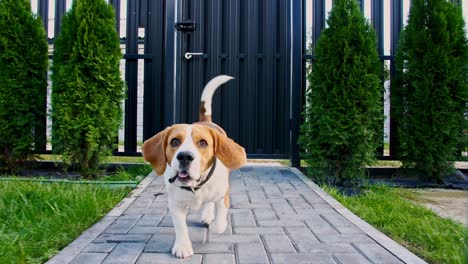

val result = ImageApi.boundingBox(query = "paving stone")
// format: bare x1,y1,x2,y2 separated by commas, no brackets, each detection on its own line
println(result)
82,243,117,253
294,208,336,217
136,253,202,264
300,192,325,204
144,234,173,253
204,254,235,264
158,215,174,227
136,214,165,226
229,208,253,215
125,207,167,214
230,203,271,209
131,197,154,208
235,227,284,235
119,214,143,220
257,219,305,227
322,212,354,227
333,253,372,264
311,203,332,209
288,180,310,190
285,227,320,252
94,234,151,243
304,215,340,236
271,201,296,217
128,226,175,234
102,243,145,264
70,253,107,264
262,234,296,253
104,219,138,234
231,211,256,227
293,243,356,254
287,196,312,210
187,227,207,243
320,234,374,244
262,184,283,198
335,225,363,234
276,181,296,192
237,243,269,264
271,253,335,264
247,190,267,202
253,208,277,221
208,234,261,244
354,243,404,264
192,243,234,253
230,194,249,206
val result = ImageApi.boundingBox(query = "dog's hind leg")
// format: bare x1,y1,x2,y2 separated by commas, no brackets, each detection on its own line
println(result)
201,202,215,225
210,198,228,234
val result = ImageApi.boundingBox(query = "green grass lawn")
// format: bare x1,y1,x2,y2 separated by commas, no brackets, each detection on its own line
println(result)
325,185,468,264
0,165,151,264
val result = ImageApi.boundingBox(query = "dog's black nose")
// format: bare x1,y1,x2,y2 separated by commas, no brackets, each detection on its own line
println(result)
177,151,194,165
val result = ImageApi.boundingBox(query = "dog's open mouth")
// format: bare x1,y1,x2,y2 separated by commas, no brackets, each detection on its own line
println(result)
177,170,191,182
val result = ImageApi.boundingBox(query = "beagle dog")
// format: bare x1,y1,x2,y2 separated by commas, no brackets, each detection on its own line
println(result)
142,75,246,258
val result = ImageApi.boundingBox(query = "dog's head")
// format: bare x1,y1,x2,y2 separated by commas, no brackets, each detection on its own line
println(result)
142,124,246,186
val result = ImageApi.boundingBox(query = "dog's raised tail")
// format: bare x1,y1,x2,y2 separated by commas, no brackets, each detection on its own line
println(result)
199,75,234,122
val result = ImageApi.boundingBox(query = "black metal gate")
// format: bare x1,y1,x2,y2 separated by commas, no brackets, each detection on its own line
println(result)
36,0,302,164
174,0,293,159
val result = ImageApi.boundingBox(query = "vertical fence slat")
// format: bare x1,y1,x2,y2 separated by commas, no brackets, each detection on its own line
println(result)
291,0,302,167
312,0,325,49
54,0,66,37
389,0,403,158
124,0,139,152
371,0,385,156
164,0,176,127
109,0,121,35
143,0,165,140
35,0,49,152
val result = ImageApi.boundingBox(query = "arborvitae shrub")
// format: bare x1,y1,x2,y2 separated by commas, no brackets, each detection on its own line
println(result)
299,0,383,186
0,0,48,172
392,0,467,182
52,0,125,177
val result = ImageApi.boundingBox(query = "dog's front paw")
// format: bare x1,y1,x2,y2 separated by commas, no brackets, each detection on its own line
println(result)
172,240,193,259
210,217,227,234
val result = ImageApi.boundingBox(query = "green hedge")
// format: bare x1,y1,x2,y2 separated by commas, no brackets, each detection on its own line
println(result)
300,0,383,186
0,0,48,172
392,0,467,182
52,0,125,177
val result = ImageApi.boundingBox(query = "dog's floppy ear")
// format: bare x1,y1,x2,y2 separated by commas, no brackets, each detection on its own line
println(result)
142,127,170,175
210,129,246,169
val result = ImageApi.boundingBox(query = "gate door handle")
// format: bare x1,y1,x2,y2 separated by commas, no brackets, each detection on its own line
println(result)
185,52,204,60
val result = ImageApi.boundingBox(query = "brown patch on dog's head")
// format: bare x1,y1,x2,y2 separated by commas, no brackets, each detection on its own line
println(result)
142,124,187,175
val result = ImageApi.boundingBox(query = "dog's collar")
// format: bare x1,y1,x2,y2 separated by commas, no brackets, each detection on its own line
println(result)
173,159,217,193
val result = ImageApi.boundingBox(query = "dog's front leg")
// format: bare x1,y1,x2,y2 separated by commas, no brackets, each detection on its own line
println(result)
168,201,193,258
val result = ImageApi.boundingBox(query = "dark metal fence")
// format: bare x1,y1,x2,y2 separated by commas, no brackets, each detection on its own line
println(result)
34,0,455,164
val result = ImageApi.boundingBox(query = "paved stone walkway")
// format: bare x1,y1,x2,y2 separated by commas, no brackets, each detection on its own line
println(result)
47,164,426,264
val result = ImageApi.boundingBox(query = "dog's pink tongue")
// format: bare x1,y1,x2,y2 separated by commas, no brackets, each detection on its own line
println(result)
178,171,189,178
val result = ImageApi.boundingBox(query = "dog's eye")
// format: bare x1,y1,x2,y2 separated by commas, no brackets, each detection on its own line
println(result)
198,139,208,148
170,138,181,147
